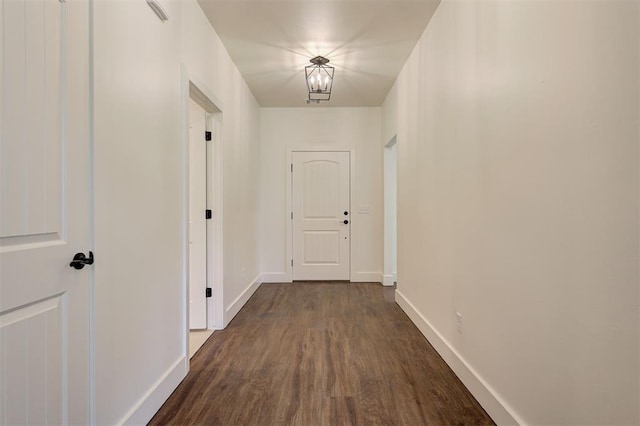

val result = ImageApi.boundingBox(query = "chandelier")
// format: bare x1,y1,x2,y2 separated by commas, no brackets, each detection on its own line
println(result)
305,56,334,104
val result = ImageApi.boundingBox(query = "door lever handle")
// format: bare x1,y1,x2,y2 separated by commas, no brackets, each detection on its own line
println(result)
69,251,94,270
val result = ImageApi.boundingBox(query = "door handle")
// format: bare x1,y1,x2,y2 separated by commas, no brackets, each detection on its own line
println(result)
69,251,94,270
343,220,349,225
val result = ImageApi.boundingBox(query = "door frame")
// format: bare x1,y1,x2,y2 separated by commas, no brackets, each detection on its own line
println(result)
286,148,356,282
180,65,225,364
383,135,398,286
187,97,208,329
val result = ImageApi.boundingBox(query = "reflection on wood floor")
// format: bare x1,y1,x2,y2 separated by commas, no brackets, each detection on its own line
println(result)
149,282,494,425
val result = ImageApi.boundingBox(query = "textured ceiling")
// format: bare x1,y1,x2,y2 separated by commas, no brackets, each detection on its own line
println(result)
197,0,440,107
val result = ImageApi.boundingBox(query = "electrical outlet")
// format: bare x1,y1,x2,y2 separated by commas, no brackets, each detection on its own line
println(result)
456,312,463,334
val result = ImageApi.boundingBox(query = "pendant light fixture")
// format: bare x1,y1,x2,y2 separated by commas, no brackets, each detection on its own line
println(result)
305,56,334,104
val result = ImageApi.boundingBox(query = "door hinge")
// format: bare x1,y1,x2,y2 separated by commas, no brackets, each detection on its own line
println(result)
290,212,293,220
291,259,293,267
206,209,212,219
205,131,212,141
291,163,293,172
206,288,212,298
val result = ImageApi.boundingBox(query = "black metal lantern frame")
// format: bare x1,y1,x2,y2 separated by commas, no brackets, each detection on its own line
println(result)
305,56,334,103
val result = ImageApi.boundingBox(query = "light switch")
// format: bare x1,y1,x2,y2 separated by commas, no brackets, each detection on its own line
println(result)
358,205,370,214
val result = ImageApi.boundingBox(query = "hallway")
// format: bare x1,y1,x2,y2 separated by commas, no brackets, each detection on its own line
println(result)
1,0,637,423
149,282,494,425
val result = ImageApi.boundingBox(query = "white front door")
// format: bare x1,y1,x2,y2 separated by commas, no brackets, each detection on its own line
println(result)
188,98,207,329
0,0,92,423
292,151,350,281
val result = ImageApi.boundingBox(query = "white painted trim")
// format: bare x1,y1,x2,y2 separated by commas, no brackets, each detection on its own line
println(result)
382,274,395,286
348,149,357,282
121,356,188,426
286,148,356,282
395,290,522,426
205,110,216,330
352,272,383,283
224,274,262,327
189,81,221,114
286,149,293,282
261,272,291,283
188,76,224,115
210,112,224,331
384,135,397,149
383,136,398,292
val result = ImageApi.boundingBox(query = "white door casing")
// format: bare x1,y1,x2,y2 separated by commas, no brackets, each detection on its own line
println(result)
292,151,350,281
383,136,398,286
0,0,92,423
188,98,207,329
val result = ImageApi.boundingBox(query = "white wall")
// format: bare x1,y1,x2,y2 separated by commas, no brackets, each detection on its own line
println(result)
260,108,382,283
383,1,640,424
93,1,261,424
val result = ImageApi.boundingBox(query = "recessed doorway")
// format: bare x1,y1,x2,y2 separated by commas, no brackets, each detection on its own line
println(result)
188,97,208,329
383,136,397,286
184,78,223,359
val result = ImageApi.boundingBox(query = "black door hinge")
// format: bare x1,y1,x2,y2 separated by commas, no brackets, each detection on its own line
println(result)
205,131,212,141
206,288,212,298
206,209,212,219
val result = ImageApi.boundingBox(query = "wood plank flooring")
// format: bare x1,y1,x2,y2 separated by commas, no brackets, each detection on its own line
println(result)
149,282,494,425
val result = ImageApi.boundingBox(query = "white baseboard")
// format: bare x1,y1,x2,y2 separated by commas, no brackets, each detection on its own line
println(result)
382,274,395,286
262,271,383,284
224,274,262,327
122,356,188,425
261,272,291,283
395,290,522,426
351,271,382,283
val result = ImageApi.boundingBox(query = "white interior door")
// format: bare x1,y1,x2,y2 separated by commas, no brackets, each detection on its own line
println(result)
0,0,92,423
292,151,350,281
188,99,207,329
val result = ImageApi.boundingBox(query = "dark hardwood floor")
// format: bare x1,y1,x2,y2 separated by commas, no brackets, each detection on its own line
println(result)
149,282,494,425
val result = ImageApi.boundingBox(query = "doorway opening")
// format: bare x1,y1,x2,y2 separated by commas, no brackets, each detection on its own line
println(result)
188,97,208,331
383,136,397,286
185,78,223,360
